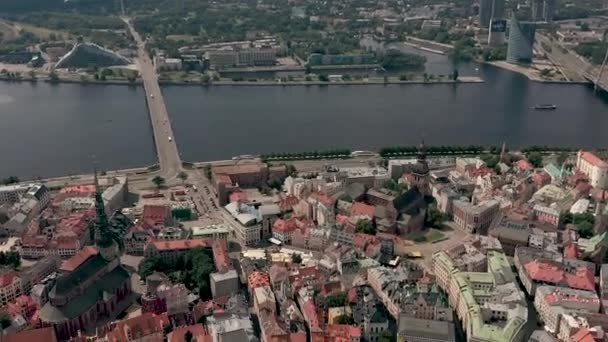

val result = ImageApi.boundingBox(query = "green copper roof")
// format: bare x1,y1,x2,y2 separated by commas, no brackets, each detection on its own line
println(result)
40,265,130,322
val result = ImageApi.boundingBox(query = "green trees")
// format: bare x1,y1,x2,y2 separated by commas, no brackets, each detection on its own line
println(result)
1,176,19,185
138,247,216,299
177,171,188,185
0,252,20,270
575,41,608,65
381,51,426,70
49,71,59,82
527,152,543,168
425,206,447,228
151,175,166,189
291,253,302,264
0,311,11,329
335,314,355,324
203,164,212,180
325,293,347,307
356,219,376,235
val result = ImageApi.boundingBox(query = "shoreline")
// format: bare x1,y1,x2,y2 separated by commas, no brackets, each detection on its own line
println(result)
9,147,581,186
0,76,485,87
485,60,590,85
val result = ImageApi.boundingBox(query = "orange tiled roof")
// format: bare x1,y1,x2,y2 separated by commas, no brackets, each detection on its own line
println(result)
105,312,168,342
212,239,232,273
167,324,210,342
248,271,271,289
0,271,18,287
350,202,375,218
525,260,564,284
149,239,213,251
564,267,595,292
580,151,608,168
4,327,56,342
60,246,97,272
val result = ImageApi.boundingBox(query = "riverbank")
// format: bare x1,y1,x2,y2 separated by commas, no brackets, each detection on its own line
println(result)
159,76,484,86
486,60,590,85
0,75,484,87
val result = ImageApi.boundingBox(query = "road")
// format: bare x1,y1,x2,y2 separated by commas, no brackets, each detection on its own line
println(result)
123,17,183,181
536,33,608,90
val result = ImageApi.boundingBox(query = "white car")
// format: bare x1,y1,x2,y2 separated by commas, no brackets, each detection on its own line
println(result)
168,136,172,142
150,94,154,98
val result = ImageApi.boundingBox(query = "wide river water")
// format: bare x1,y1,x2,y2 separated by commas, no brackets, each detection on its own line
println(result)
1,47,607,179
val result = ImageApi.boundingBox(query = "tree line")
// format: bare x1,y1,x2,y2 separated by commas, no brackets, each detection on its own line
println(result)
261,149,351,161
380,145,484,157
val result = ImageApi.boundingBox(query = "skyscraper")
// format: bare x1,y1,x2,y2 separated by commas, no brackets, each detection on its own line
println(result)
480,0,506,28
531,0,556,22
507,17,536,64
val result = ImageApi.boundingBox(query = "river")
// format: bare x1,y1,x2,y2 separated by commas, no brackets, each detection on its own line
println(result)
0,82,155,179
0,47,607,179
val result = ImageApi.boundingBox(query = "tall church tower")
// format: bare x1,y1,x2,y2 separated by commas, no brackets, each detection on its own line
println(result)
411,139,430,194
94,170,119,261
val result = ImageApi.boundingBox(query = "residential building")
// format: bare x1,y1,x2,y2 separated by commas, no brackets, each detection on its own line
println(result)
398,316,456,342
432,251,528,342
518,259,595,297
452,199,500,234
206,312,256,342
489,220,531,256
19,256,60,294
210,270,239,299
3,327,57,342
144,239,213,264
0,184,31,205
191,224,230,240
577,151,608,189
534,286,600,334
348,286,390,342
100,312,168,341
0,271,22,306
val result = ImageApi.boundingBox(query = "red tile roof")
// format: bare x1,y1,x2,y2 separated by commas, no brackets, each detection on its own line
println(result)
0,271,18,287
280,195,300,210
167,324,210,342
212,239,232,273
149,239,213,251
525,261,564,284
516,159,534,171
273,218,309,234
143,204,171,225
580,151,608,168
350,202,375,218
60,246,97,272
302,300,320,330
229,192,248,203
310,192,335,207
570,328,597,342
564,267,595,292
248,271,271,289
4,327,57,342
563,243,579,259
104,312,168,342
60,184,96,195
325,324,361,341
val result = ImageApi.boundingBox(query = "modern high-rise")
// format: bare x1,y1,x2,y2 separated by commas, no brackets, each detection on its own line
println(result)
506,17,536,64
531,0,556,22
479,0,505,28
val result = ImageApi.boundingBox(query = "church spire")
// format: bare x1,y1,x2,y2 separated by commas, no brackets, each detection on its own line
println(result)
94,167,109,238
417,138,427,163
93,164,118,260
